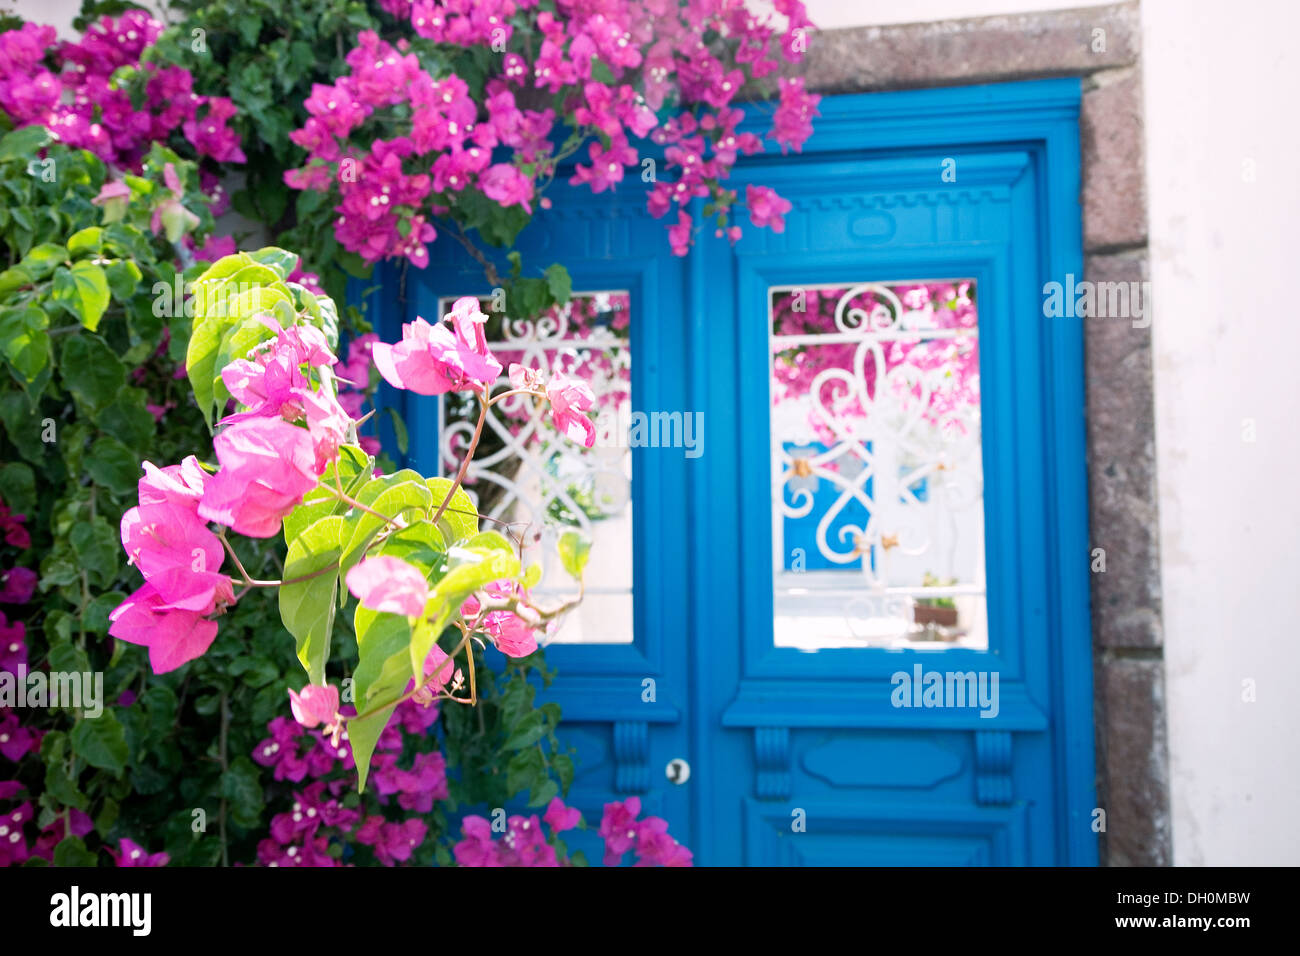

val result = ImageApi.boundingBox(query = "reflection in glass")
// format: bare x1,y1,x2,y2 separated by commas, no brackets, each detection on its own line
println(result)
439,292,633,644
769,281,988,650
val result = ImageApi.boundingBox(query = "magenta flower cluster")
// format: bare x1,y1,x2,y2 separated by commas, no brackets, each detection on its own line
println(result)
108,314,364,673
1,783,168,867
772,282,981,447
453,795,692,867
253,695,444,866
284,1,820,266
0,14,245,170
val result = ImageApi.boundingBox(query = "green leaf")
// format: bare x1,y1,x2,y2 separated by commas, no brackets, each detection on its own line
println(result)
544,262,572,304
427,476,477,544
70,711,128,773
21,242,67,280
0,264,34,295
69,518,120,587
95,388,155,447
279,514,346,685
502,710,546,751
53,836,98,867
553,752,575,794
350,603,420,791
48,642,90,676
104,259,142,300
559,529,592,580
85,435,140,496
60,334,125,410
431,533,520,609
220,756,265,828
67,227,103,257
185,314,227,429
0,462,36,515
374,520,446,579
52,261,111,331
213,314,277,393
506,747,545,798
0,306,50,382
283,444,373,541
41,732,88,809
527,778,559,808
192,252,255,286
0,125,51,162
339,471,433,579
248,246,299,280
347,702,398,795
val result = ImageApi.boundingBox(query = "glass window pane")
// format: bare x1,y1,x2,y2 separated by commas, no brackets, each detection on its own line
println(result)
439,292,633,644
770,281,987,650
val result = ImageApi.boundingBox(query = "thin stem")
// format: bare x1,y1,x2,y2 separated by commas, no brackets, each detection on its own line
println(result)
318,482,398,526
218,531,254,585
432,389,488,526
450,224,505,288
349,633,472,722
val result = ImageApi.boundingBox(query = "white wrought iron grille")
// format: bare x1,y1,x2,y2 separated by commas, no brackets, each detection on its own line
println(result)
438,292,634,644
769,280,988,650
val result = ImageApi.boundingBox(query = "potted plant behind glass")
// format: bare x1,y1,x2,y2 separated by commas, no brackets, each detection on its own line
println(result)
913,572,959,627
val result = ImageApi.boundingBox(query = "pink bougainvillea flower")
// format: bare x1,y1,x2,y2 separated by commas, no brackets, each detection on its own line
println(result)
288,683,342,735
543,797,581,833
0,710,35,762
138,455,207,506
355,815,428,866
452,815,500,866
183,95,246,163
461,581,542,658
120,495,230,613
107,583,219,674
0,499,29,550
745,184,793,233
507,362,544,392
0,568,36,605
252,716,310,782
90,180,130,223
414,641,461,702
114,838,169,867
345,556,429,617
26,807,93,863
634,815,694,866
198,418,321,538
372,298,502,395
667,210,693,256
599,796,642,865
0,798,33,865
480,162,534,212
0,611,27,674
150,162,200,242
546,371,596,447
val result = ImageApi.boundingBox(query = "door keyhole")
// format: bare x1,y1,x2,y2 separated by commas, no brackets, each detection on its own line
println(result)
666,758,691,785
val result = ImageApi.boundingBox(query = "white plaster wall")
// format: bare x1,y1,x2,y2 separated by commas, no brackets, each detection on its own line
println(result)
1137,0,1300,866
16,0,1300,865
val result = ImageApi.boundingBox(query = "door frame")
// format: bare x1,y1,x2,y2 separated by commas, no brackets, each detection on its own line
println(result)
360,78,1097,866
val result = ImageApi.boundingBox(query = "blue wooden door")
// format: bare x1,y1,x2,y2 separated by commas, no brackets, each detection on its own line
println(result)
389,79,1097,866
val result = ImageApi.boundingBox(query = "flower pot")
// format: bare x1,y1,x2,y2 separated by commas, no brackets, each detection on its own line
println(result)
912,604,958,627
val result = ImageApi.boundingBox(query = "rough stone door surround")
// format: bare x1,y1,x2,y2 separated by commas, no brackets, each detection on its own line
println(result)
791,1,1168,866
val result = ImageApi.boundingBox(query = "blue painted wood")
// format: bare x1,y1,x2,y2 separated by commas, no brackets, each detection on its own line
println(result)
388,77,1095,866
